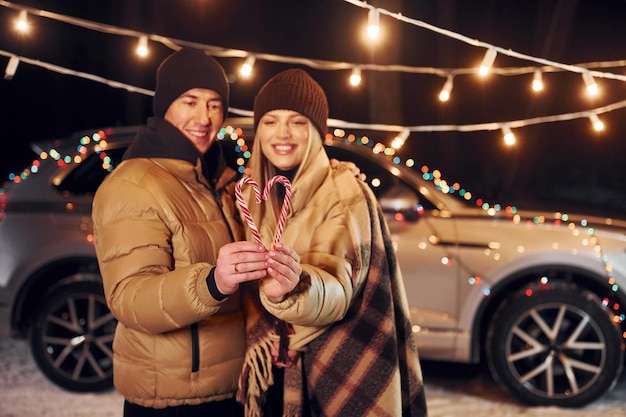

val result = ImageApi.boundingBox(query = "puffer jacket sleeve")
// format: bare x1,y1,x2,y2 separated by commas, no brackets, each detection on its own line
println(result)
260,167,366,328
93,174,222,335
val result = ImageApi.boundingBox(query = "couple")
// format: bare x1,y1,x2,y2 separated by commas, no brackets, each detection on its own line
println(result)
92,47,427,417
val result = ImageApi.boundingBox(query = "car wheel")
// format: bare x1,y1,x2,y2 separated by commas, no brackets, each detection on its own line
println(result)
486,287,624,407
29,280,117,392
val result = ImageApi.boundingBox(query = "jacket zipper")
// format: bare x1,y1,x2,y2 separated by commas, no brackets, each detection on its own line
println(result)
190,169,237,373
195,169,237,242
191,323,199,372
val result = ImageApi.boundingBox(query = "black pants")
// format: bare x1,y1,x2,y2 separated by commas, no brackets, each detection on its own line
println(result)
123,398,243,417
263,367,284,417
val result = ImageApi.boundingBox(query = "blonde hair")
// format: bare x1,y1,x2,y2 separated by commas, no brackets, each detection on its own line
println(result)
250,120,320,213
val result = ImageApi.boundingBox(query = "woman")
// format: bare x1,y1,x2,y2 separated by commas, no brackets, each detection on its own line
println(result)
237,68,428,417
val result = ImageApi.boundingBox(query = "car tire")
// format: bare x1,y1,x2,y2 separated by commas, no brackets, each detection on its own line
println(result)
486,287,624,408
29,280,117,392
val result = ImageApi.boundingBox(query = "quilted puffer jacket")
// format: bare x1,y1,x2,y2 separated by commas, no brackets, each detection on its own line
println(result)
92,118,245,408
243,126,360,343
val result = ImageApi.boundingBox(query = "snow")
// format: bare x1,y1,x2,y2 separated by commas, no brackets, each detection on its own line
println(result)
1,338,625,417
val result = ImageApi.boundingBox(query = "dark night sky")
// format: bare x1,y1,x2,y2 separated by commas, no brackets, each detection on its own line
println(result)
2,0,626,216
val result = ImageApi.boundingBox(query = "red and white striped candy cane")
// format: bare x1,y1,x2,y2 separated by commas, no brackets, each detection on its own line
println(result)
235,177,263,245
263,175,292,248
235,175,292,248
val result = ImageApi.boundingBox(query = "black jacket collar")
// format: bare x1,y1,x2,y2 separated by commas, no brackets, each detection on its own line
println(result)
123,117,226,183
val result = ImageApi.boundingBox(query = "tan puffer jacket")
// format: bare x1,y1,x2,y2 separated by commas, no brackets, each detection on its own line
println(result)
243,127,362,346
93,153,245,408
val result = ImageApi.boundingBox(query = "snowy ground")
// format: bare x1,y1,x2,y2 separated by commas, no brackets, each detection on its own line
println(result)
1,337,625,417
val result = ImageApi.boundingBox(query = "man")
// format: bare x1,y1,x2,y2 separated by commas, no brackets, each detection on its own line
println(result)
92,47,269,416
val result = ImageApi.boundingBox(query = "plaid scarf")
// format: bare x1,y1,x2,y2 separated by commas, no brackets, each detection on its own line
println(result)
238,179,427,417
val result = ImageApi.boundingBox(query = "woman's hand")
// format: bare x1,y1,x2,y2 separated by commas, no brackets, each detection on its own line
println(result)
262,243,302,303
214,241,268,295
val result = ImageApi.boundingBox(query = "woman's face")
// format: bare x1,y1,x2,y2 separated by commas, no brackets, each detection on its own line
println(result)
256,110,310,170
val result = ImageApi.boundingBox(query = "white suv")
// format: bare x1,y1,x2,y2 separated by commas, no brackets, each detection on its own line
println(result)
1,119,625,407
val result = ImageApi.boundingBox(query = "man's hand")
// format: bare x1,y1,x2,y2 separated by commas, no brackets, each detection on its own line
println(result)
330,158,366,181
214,241,268,295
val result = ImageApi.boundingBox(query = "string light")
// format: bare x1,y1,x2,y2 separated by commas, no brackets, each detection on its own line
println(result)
366,7,380,40
391,129,410,149
343,1,626,83
15,9,27,33
4,55,19,80
532,68,543,92
136,35,148,57
4,48,626,141
582,71,599,96
2,2,626,84
2,1,626,144
240,55,255,78
502,125,515,146
589,113,605,132
349,67,362,86
479,48,497,76
438,75,454,101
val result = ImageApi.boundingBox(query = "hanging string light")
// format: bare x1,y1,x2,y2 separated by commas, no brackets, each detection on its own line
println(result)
479,48,497,76
502,125,515,146
135,35,148,57
366,7,380,40
15,9,28,33
3,1,626,147
4,55,19,80
532,68,544,92
582,71,599,96
391,129,410,149
438,75,454,101
349,67,362,86
240,55,256,78
588,113,605,132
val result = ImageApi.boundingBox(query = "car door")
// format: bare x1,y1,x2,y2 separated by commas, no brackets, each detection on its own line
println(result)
326,144,463,360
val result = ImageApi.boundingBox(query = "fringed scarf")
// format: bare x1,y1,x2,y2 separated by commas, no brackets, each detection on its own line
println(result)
238,178,428,417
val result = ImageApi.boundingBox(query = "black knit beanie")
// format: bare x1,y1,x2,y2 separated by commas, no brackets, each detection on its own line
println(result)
253,69,328,137
152,47,229,118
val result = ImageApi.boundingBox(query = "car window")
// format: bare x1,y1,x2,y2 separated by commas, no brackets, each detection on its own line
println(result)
57,146,127,195
54,138,431,213
325,145,434,211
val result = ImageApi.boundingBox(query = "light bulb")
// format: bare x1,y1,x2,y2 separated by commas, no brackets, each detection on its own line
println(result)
502,126,515,146
4,55,20,80
349,67,361,86
582,71,598,96
439,75,454,101
532,69,543,92
391,129,410,150
589,113,604,131
240,56,255,77
15,10,28,33
479,48,497,76
367,8,380,40
136,36,148,57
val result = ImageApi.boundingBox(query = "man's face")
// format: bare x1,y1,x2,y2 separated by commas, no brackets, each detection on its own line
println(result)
257,110,310,171
164,88,224,154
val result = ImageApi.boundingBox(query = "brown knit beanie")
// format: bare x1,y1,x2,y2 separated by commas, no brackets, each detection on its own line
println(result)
153,47,229,118
254,69,328,137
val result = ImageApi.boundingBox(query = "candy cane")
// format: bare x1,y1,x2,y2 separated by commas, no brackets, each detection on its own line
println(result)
235,177,263,245
235,175,292,248
263,175,292,248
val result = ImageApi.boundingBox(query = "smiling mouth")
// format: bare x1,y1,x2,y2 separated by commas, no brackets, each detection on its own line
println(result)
273,144,295,153
188,130,209,138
